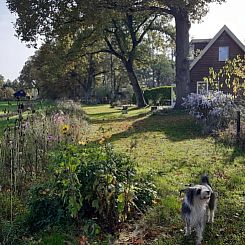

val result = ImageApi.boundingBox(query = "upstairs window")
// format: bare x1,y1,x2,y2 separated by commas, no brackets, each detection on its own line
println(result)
219,46,229,61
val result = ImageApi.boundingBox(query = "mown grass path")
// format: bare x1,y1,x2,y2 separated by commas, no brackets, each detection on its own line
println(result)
83,104,245,245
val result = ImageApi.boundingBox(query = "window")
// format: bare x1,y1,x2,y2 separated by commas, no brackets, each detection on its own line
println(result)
219,46,229,61
197,81,208,94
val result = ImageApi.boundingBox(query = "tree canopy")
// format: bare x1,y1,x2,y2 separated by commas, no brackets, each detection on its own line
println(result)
7,0,226,107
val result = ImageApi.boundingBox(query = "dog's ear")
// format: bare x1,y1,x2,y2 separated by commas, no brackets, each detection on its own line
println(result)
186,188,195,205
201,174,211,187
196,188,201,195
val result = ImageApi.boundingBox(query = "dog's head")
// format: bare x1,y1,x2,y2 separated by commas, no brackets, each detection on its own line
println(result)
186,185,211,206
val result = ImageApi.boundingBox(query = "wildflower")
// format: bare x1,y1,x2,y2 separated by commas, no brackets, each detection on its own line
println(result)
52,112,67,124
104,132,112,139
99,137,106,144
23,121,30,129
78,140,87,145
47,135,56,142
62,124,70,134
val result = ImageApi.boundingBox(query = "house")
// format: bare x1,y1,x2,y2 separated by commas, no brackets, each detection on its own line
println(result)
189,25,245,94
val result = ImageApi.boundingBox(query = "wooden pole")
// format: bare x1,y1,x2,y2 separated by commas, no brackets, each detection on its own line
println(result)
236,110,241,143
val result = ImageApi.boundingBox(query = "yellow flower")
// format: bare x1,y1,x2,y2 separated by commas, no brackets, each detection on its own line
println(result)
99,137,105,144
78,140,87,145
104,132,111,139
62,124,69,134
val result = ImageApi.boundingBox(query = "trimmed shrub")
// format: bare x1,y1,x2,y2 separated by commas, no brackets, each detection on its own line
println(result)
132,86,174,105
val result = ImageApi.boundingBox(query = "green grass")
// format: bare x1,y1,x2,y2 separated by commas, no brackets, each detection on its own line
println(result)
1,103,244,244
0,101,18,114
82,104,245,245
82,104,151,121
0,100,54,134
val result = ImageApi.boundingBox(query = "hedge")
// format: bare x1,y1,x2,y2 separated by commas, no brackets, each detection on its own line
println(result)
132,86,174,105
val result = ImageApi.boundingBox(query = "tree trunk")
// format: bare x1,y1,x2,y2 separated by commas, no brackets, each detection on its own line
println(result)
124,60,147,108
174,11,191,109
85,54,95,103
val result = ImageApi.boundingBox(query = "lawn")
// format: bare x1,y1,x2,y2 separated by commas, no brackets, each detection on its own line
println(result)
0,100,53,133
0,101,18,114
82,104,245,245
0,103,244,244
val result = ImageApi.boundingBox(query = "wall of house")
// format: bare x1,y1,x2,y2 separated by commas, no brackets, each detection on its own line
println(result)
190,31,245,93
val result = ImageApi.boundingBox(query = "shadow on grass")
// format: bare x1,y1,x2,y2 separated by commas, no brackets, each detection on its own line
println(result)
87,110,123,118
109,110,203,142
89,110,151,124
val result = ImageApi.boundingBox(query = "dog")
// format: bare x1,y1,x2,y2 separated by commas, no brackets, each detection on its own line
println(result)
181,175,217,245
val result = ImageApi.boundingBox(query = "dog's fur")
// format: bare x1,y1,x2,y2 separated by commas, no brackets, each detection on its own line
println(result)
181,175,217,245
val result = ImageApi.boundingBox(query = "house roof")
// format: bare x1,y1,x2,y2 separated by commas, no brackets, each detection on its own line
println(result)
190,25,245,70
13,90,26,97
190,39,211,44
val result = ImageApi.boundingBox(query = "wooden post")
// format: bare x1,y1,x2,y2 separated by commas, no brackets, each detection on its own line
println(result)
151,106,157,112
122,105,128,114
236,111,241,143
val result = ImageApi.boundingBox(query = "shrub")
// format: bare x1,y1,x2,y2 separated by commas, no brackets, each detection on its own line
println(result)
182,91,236,133
132,86,174,106
144,86,173,105
26,182,70,233
0,193,28,244
49,143,157,232
46,100,86,118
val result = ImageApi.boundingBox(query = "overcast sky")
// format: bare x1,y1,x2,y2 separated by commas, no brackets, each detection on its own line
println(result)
0,0,245,81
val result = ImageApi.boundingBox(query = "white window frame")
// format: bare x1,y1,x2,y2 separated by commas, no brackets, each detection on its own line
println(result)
189,44,195,60
197,81,209,94
219,46,229,61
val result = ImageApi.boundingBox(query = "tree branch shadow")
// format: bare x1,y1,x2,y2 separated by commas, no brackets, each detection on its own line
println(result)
108,112,203,142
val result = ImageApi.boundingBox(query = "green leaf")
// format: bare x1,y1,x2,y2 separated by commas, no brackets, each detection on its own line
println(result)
92,199,99,209
118,192,125,203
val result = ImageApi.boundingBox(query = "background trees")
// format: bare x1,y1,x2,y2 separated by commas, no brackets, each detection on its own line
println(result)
14,8,174,104
0,74,16,100
6,0,173,106
0,75,4,87
7,0,225,106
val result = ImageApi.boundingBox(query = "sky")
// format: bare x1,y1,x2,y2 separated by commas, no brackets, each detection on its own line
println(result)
0,0,245,81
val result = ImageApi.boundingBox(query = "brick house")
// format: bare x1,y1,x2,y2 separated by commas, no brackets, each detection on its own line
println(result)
189,25,245,94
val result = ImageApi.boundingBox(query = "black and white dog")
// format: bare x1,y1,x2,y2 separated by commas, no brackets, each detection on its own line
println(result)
181,175,217,245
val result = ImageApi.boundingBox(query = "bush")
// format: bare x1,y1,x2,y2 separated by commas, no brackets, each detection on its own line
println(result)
49,143,157,232
26,182,70,233
0,193,28,244
46,100,86,118
132,86,173,106
182,91,236,133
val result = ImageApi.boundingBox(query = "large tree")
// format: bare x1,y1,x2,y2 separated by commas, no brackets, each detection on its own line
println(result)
98,0,226,107
100,13,173,107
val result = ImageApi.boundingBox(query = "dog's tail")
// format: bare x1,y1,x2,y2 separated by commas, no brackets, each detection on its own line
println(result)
200,174,211,187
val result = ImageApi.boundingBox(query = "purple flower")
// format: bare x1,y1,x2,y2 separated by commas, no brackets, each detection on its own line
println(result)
47,135,57,142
